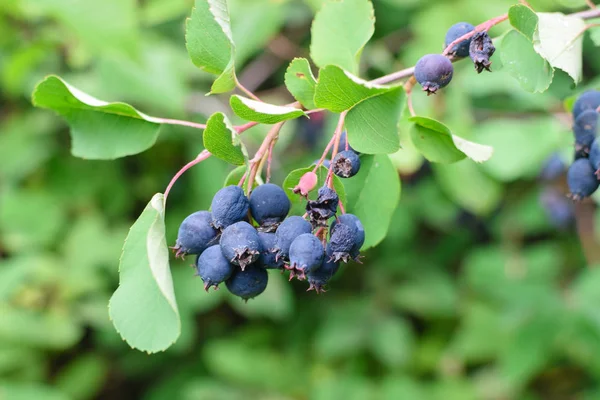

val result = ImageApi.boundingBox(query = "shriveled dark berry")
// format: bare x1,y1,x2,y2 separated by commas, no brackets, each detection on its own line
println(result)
210,185,249,229
256,232,284,269
539,187,574,230
172,211,218,258
306,186,339,227
332,150,361,178
328,223,357,263
414,54,453,95
225,265,268,301
573,90,600,119
567,158,599,201
539,153,566,181
573,110,598,157
272,216,312,261
444,22,475,57
589,138,600,179
307,245,340,294
287,233,324,281
219,221,261,270
469,31,495,73
331,213,365,260
249,183,290,231
196,245,234,291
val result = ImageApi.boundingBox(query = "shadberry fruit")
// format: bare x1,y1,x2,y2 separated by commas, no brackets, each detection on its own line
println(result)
589,138,600,178
256,232,284,269
539,153,566,181
172,211,218,258
414,54,453,95
328,223,358,263
287,233,324,280
573,90,600,119
567,158,599,201
444,22,475,57
306,186,339,227
225,265,268,301
210,185,249,229
331,213,365,260
332,150,361,178
539,187,574,230
573,109,598,157
249,183,291,231
307,245,340,294
196,245,233,291
469,31,495,73
219,221,261,270
272,216,312,261
293,171,318,197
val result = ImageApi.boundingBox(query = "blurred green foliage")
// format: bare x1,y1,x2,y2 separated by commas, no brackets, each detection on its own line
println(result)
2,0,600,399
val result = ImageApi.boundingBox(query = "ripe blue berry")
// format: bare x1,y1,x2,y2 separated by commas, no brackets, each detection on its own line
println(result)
173,211,218,258
249,183,291,231
331,213,365,260
211,185,249,229
573,110,598,157
444,22,475,57
288,233,324,280
256,232,284,269
539,187,574,230
589,138,600,178
328,223,357,263
196,245,234,291
306,186,339,227
219,221,261,270
469,31,495,73
539,153,566,181
573,90,600,119
307,245,340,294
225,265,268,301
272,216,312,261
567,158,599,201
414,54,453,95
332,150,361,178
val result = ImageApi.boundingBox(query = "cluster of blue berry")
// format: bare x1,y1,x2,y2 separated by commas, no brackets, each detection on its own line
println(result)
172,181,364,301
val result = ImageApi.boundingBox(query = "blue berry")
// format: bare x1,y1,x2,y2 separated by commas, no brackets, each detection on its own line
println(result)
249,183,291,231
469,31,495,73
589,138,600,178
573,110,598,157
225,265,268,301
272,216,312,261
332,150,361,178
307,245,340,294
173,211,218,258
306,186,339,227
331,213,365,260
444,22,475,57
328,223,357,263
196,245,234,291
539,153,566,181
219,221,261,270
256,232,284,269
288,233,324,280
567,158,599,201
539,187,574,230
573,90,600,119
414,54,453,95
211,186,249,229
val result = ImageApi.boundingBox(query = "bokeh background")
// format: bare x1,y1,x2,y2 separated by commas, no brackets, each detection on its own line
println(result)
3,0,600,399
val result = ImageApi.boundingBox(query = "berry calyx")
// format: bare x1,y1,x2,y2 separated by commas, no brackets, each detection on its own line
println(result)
287,233,325,281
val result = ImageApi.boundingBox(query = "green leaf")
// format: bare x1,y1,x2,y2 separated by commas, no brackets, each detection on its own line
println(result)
32,75,161,160
344,155,400,249
230,95,306,124
284,58,318,109
186,0,236,94
310,0,375,74
369,317,414,368
409,117,493,164
533,12,585,83
203,112,245,165
282,166,347,207
109,193,180,353
314,65,392,113
508,4,538,40
345,87,405,154
499,30,554,93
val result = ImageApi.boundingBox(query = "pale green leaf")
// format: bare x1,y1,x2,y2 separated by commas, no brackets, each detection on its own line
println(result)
284,58,318,109
109,193,180,353
32,75,161,160
230,95,306,124
508,4,538,41
203,112,245,165
368,317,414,368
310,0,375,74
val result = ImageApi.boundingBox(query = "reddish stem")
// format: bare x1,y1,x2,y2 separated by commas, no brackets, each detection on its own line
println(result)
326,111,348,188
267,139,276,183
164,150,211,202
155,118,206,130
312,135,337,173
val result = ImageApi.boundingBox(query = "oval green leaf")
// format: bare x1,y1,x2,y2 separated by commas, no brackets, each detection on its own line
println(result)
203,112,245,165
284,58,318,109
230,95,306,124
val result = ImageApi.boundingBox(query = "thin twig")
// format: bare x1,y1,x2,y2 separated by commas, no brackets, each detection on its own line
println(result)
326,111,348,188
267,139,276,183
246,122,285,194
235,75,262,101
155,118,207,130
164,150,211,202
586,0,596,9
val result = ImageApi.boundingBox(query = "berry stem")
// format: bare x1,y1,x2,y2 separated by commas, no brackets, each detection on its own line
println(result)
326,111,348,188
404,76,417,116
164,150,211,203
235,75,262,101
246,122,285,194
338,198,346,214
442,14,508,57
267,139,276,183
312,135,337,173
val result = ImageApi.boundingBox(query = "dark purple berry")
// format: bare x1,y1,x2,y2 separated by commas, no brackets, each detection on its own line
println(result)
249,183,291,231
332,150,360,178
414,54,453,95
210,185,249,229
567,158,599,201
331,213,365,260
573,90,600,119
589,138,600,179
328,223,357,263
256,232,284,269
444,22,475,57
196,245,234,291
539,153,566,181
306,186,339,227
307,245,340,294
539,187,574,230
287,233,324,281
573,110,598,157
172,211,218,258
219,221,261,270
272,216,312,261
225,265,268,301
469,31,495,73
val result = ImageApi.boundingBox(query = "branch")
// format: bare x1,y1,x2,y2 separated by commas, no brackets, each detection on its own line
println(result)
155,118,206,130
164,150,211,202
